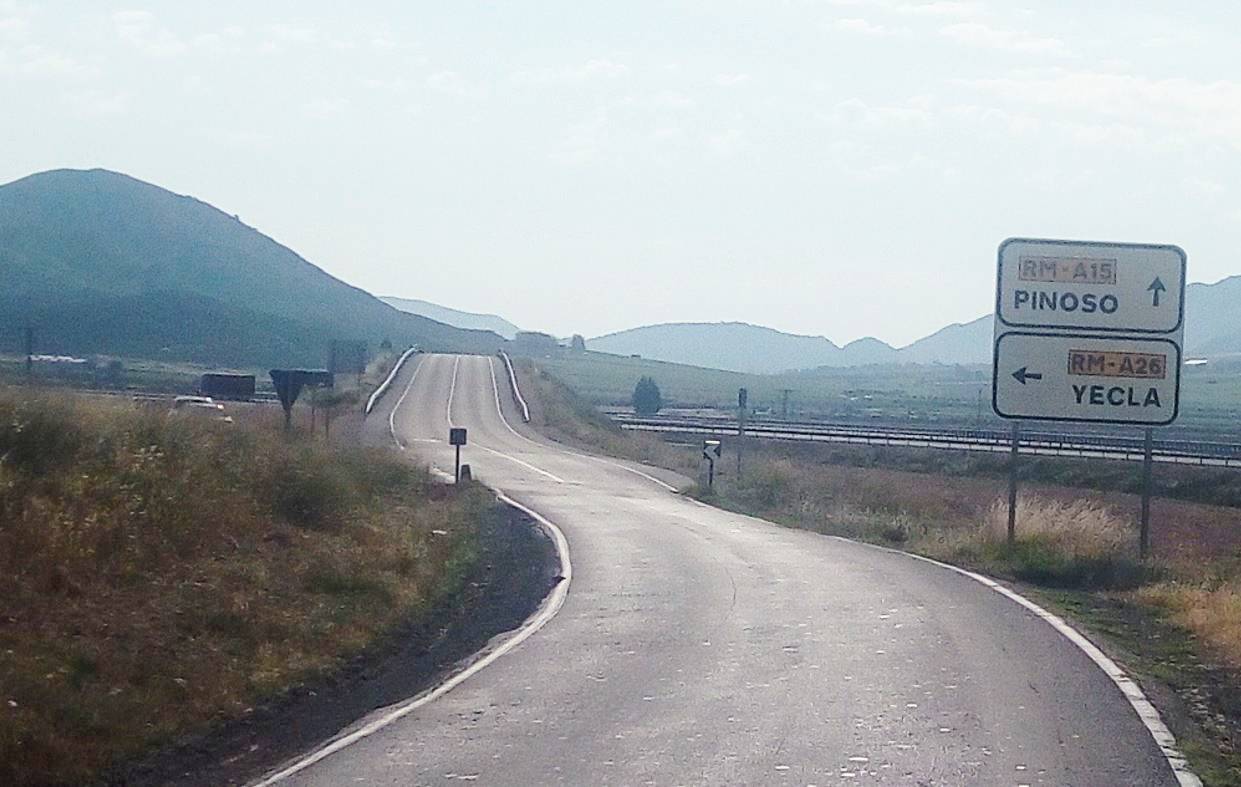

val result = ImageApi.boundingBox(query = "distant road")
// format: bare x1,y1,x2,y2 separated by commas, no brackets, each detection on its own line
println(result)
264,354,1188,785
605,411,1241,468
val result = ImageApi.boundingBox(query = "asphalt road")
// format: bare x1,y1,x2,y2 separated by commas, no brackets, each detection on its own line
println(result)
271,353,1186,786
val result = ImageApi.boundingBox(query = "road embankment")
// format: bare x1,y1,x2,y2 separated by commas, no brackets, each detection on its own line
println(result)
0,387,557,787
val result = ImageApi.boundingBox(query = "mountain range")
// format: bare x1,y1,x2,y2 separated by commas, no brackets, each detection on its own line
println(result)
380,274,1241,375
586,318,992,373
0,169,505,367
380,296,521,339
585,275,1241,374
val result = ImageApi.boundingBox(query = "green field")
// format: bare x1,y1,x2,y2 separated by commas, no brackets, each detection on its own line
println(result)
532,350,1241,440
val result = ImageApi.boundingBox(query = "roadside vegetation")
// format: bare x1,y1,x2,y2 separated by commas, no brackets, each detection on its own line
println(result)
0,386,488,786
519,360,1241,782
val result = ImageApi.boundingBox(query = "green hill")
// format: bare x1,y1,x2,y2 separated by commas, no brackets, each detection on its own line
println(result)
0,169,505,367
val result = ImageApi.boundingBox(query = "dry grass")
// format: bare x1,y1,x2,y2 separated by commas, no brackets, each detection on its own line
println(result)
516,361,696,475
980,495,1132,556
0,387,484,786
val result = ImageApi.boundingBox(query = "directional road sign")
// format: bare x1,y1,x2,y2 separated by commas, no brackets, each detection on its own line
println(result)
993,238,1185,426
993,332,1181,425
996,238,1185,335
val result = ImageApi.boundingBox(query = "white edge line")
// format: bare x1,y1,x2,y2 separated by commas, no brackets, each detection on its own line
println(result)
387,354,425,451
251,415,573,786
485,357,677,492
685,486,1200,786
878,546,1202,787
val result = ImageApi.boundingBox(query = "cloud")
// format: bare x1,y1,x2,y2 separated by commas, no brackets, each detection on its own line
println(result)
0,42,93,78
828,0,982,17
304,97,350,118
962,70,1241,147
939,22,1064,54
830,17,904,36
714,73,751,88
510,59,630,87
113,9,187,57
426,70,478,98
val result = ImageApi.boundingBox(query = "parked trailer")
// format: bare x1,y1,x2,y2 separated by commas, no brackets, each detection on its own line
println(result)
199,373,256,401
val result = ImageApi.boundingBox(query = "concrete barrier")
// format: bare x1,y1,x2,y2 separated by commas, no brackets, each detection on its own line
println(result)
497,351,531,423
365,347,419,415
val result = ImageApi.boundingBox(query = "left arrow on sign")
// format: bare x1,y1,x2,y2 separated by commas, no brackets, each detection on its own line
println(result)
1012,367,1043,385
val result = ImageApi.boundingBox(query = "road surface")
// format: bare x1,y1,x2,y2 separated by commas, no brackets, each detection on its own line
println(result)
268,353,1188,786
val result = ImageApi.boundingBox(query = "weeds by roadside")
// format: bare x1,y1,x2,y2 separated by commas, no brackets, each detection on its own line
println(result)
0,387,485,786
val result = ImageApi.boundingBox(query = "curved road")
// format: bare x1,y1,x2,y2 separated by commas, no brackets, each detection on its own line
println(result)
272,353,1187,786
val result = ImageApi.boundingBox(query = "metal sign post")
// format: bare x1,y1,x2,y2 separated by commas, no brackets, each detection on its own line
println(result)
449,427,468,483
991,238,1185,555
736,388,748,481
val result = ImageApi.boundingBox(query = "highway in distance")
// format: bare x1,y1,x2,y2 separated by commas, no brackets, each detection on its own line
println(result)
261,353,1191,786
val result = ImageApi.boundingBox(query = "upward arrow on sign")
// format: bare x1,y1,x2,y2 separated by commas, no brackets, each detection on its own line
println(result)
1148,277,1166,307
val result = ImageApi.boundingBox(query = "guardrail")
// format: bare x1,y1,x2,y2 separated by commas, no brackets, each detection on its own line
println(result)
497,351,531,423
608,413,1241,468
365,347,419,415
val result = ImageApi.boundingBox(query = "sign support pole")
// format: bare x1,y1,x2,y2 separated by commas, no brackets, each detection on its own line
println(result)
455,444,462,484
24,325,33,383
1140,427,1153,559
1007,422,1020,546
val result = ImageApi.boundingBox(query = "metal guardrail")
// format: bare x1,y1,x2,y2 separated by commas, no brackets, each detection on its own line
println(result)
498,351,531,423
607,413,1241,468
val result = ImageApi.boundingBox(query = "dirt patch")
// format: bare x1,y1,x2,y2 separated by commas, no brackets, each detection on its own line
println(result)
112,499,559,787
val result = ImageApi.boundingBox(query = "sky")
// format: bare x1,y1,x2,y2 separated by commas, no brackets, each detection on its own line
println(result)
3,1,1240,347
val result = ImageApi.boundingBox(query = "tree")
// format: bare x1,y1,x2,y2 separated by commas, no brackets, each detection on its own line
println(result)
632,376,663,415
570,334,586,353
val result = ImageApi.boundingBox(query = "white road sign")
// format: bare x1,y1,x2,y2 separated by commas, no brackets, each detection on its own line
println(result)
993,332,1181,425
996,238,1185,335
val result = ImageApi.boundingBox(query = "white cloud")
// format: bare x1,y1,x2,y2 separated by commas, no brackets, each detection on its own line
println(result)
304,97,350,118
510,59,630,87
714,73,751,88
939,22,1064,55
426,70,479,98
962,70,1241,147
830,17,903,36
113,9,187,57
0,42,93,78
707,128,746,158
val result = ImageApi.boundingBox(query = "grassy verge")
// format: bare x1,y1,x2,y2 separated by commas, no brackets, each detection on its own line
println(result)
0,386,489,786
523,361,1241,782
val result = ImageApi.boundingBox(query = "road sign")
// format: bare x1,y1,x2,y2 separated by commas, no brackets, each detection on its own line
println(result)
993,332,1181,425
996,238,1185,335
449,427,467,446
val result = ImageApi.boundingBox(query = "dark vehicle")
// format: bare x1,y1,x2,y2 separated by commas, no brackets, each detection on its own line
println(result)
199,373,256,401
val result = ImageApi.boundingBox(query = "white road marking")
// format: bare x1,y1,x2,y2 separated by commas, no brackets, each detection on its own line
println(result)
485,357,677,492
447,355,460,428
881,546,1201,787
387,354,426,450
249,493,572,787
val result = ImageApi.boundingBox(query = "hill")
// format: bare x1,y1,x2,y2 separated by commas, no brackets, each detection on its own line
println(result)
588,322,846,374
0,169,505,367
380,296,521,339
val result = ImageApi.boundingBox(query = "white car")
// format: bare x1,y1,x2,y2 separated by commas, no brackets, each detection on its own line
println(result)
171,395,233,423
